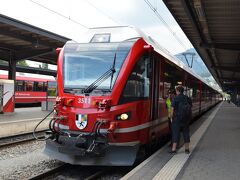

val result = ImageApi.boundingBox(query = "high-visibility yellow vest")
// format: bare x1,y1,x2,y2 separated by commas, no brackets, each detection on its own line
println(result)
166,98,171,113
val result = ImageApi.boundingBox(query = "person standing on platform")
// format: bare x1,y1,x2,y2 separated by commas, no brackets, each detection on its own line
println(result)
166,89,175,145
169,85,192,154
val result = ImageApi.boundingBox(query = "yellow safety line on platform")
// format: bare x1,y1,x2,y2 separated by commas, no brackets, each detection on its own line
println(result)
153,102,222,180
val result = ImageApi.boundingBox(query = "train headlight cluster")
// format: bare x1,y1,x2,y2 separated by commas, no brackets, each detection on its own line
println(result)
116,112,131,121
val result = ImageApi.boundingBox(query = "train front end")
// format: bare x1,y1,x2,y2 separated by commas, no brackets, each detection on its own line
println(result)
44,27,149,166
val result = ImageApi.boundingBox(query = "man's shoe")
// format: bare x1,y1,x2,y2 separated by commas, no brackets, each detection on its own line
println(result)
185,149,190,154
169,150,177,154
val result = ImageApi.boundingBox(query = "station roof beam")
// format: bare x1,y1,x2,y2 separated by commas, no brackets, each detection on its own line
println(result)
163,0,240,95
0,14,70,80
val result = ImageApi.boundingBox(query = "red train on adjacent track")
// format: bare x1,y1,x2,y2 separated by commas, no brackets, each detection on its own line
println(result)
44,26,222,166
0,72,55,104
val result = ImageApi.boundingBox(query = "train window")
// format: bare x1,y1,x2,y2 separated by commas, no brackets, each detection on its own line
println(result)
47,81,57,96
185,87,193,97
43,82,47,92
34,82,38,91
202,84,207,101
163,62,184,97
184,75,197,99
190,79,200,102
25,81,33,91
119,54,150,103
163,82,171,97
63,41,134,92
33,82,44,91
38,82,44,91
16,80,24,91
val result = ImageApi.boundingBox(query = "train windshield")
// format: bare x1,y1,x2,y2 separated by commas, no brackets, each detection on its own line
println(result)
63,40,136,95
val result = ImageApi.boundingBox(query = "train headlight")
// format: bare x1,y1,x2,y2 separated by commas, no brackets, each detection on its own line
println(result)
120,113,128,120
116,112,131,121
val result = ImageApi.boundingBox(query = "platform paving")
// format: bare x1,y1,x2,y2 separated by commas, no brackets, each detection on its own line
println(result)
0,107,51,123
0,107,53,137
176,102,240,180
122,102,240,180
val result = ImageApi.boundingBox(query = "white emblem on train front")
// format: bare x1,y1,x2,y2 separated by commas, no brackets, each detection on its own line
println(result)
76,114,88,130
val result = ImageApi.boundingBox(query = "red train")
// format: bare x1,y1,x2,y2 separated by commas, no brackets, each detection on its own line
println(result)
0,72,55,104
44,26,222,166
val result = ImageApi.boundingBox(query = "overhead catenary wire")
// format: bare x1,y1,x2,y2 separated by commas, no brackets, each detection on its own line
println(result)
85,0,123,26
144,0,187,51
181,53,209,77
29,0,89,29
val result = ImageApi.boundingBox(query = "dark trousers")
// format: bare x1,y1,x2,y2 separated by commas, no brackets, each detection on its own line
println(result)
171,120,190,144
168,117,172,133
168,118,172,145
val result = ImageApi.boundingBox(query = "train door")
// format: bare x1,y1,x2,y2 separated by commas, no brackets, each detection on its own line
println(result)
150,53,159,121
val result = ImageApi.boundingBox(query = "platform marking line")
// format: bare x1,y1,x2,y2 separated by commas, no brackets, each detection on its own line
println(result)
152,102,222,180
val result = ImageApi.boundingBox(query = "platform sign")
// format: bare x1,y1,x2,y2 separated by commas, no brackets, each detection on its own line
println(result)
0,79,14,113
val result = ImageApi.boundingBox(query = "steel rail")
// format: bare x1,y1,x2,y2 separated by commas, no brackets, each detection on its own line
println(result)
0,130,46,148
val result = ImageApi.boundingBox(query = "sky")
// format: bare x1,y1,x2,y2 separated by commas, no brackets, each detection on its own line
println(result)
0,0,222,91
0,0,192,55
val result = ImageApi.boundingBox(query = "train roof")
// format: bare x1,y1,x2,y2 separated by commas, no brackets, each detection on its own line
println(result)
71,26,220,93
0,71,55,82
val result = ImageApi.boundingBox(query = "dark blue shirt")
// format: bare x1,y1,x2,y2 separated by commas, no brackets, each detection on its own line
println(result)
171,93,192,122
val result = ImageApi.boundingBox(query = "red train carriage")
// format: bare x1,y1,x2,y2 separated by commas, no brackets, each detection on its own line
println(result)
44,26,221,166
0,73,55,104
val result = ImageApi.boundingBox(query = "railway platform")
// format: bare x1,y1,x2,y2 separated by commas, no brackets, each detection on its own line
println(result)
122,101,240,180
0,107,53,138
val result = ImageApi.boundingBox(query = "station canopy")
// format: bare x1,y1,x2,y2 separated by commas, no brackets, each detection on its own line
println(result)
0,14,70,65
163,0,240,92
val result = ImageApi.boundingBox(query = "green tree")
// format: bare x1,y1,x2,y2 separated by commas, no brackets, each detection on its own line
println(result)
0,60,8,65
42,63,49,69
17,60,28,66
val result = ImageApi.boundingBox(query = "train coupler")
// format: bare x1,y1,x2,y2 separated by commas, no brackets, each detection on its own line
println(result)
86,139,108,156
86,140,97,153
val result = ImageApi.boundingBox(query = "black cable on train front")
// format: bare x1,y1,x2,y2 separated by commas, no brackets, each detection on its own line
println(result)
33,109,54,141
49,117,56,132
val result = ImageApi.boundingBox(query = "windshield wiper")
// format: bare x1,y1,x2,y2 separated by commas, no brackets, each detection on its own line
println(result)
83,53,116,94
109,53,116,89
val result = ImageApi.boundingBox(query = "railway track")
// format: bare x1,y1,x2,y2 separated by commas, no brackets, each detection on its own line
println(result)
0,130,46,148
28,163,126,180
28,164,67,180
28,163,109,180
84,169,109,180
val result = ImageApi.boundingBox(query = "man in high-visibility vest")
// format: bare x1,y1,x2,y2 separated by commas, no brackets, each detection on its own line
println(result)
166,89,175,145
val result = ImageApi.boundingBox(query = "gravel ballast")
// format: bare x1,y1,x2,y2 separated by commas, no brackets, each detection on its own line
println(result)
0,141,62,180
